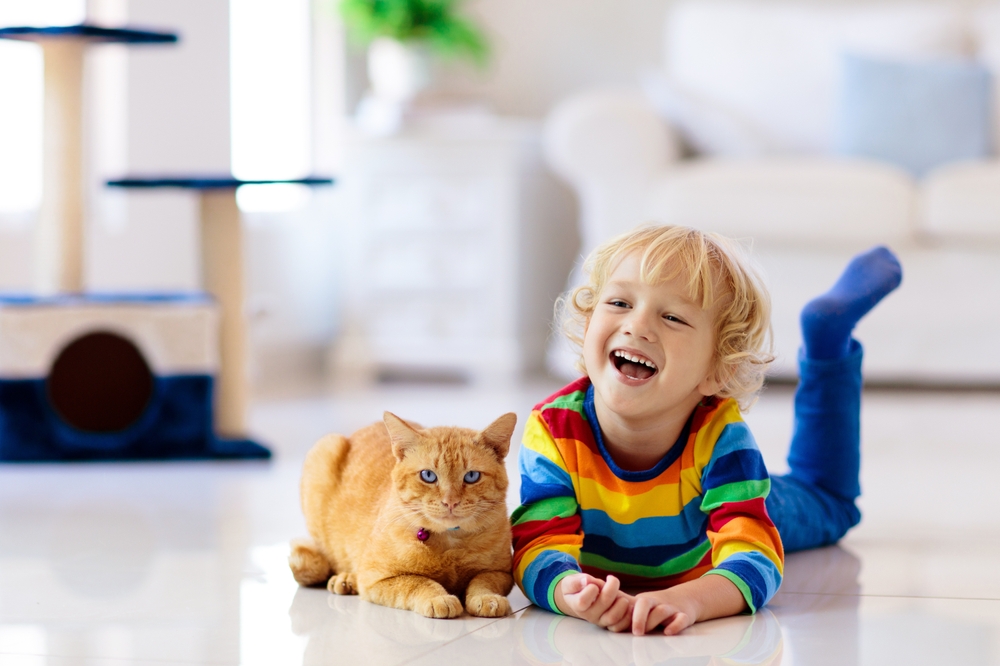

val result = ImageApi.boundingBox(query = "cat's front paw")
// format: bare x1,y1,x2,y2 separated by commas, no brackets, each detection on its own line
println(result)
415,594,464,619
327,572,357,595
466,594,511,618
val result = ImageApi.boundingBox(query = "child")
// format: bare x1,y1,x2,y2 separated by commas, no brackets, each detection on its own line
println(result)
511,225,901,636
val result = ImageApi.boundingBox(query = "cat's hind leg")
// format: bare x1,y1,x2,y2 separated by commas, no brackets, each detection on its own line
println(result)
362,574,463,618
327,571,357,595
288,537,333,587
464,571,513,617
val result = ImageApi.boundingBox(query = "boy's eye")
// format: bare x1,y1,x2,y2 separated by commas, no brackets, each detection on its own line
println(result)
419,470,437,483
609,299,629,308
663,314,688,325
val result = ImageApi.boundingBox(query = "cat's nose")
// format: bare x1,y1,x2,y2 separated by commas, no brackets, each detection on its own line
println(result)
442,499,459,511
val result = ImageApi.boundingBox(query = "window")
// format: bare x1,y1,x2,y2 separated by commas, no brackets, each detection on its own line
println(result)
230,0,312,212
0,0,85,214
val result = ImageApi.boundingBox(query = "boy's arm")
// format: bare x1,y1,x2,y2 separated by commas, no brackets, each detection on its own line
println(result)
511,410,585,612
612,413,783,636
698,415,784,614
512,412,630,627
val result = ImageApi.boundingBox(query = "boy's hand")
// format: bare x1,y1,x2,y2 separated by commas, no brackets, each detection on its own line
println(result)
553,573,631,629
618,589,695,636
610,575,747,636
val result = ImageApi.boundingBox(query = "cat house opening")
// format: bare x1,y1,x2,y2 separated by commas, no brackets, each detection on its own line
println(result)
47,331,154,433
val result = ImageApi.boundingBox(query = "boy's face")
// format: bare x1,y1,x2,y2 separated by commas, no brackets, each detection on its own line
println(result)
583,252,721,428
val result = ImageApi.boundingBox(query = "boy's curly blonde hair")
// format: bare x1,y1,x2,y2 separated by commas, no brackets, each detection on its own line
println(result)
559,224,774,410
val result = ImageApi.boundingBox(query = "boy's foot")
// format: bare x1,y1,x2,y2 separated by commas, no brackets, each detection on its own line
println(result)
801,246,902,360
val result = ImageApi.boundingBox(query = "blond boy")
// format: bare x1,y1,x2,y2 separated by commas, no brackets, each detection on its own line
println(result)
512,225,901,635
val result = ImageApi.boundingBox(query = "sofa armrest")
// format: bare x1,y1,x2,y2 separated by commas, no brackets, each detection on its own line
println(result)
543,88,682,255
543,88,681,188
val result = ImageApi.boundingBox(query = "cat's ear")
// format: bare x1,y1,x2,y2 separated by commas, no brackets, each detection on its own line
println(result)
479,412,517,460
383,411,421,461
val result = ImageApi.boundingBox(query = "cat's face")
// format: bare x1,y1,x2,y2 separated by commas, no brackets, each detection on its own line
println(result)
384,412,516,533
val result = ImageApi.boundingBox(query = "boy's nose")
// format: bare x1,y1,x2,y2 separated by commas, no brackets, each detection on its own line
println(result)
624,310,656,341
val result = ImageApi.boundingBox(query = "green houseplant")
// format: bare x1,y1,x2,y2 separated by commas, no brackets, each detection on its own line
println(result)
339,0,489,66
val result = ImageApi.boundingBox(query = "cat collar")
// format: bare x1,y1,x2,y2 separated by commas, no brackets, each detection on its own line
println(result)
416,526,460,541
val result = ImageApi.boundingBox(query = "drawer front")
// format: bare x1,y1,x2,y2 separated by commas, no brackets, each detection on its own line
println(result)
367,292,498,341
365,237,491,290
363,175,501,232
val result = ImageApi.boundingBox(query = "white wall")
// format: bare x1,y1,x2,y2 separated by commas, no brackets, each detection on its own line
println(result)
88,0,231,292
435,0,671,117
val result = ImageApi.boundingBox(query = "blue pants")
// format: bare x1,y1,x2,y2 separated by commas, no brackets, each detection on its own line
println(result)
765,340,864,552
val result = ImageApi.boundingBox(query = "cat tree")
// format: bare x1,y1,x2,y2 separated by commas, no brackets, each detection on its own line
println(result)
0,24,332,461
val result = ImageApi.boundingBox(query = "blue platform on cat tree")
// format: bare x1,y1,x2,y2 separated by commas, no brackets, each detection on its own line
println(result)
0,24,178,44
106,176,336,190
0,293,270,462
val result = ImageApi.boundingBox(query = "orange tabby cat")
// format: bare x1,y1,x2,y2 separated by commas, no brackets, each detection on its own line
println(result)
289,411,516,619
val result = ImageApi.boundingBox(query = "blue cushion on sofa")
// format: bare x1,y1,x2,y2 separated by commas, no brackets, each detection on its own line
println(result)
836,53,993,176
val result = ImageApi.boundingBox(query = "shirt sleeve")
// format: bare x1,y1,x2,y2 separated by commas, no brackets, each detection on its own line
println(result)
698,413,784,613
511,410,584,613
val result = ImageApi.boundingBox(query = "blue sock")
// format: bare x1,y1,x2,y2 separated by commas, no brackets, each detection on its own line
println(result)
801,247,902,360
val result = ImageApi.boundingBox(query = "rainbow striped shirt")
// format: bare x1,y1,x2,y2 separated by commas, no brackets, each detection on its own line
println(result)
512,378,784,614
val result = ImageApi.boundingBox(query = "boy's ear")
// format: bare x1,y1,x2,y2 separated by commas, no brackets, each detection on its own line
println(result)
478,412,517,460
698,360,726,398
698,363,730,397
383,411,422,461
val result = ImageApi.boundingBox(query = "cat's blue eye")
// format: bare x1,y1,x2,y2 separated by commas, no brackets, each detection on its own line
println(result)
419,470,437,483
464,471,481,484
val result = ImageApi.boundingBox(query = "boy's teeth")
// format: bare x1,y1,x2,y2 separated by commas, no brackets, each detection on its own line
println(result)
614,350,656,369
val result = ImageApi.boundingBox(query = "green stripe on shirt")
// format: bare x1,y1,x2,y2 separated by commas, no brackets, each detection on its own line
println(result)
580,539,712,578
512,496,579,525
701,479,771,512
541,391,587,414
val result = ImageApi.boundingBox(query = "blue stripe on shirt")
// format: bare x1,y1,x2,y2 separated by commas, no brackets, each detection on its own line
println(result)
519,446,574,505
523,549,581,611
702,448,769,489
714,551,783,611
582,530,711,567
579,503,708,548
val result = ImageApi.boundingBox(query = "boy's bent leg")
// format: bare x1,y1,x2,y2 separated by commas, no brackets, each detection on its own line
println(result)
768,247,901,551
767,345,863,552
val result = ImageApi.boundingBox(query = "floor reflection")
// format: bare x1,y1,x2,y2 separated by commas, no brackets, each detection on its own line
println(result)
288,585,512,666
772,545,861,665
513,606,783,665
0,466,245,664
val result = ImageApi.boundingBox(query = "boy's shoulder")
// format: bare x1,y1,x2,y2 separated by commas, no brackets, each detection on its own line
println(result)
690,396,758,465
691,395,744,431
533,377,591,413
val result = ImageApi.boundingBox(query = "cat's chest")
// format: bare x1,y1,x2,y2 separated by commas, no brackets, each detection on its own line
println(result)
407,533,494,584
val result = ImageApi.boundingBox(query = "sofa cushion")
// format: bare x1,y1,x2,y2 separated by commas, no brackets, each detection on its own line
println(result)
644,158,914,244
919,160,1000,240
640,70,773,158
665,1,971,155
836,53,994,176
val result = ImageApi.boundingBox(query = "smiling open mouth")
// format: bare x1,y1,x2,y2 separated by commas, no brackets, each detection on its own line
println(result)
612,350,658,380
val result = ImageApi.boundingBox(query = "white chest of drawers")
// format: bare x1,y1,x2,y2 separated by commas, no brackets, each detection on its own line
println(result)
332,117,565,385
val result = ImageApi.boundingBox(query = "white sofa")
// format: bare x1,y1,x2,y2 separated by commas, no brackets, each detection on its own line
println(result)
544,0,1000,384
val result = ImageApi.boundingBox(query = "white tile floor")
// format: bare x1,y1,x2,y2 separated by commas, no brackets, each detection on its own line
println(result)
2,377,999,665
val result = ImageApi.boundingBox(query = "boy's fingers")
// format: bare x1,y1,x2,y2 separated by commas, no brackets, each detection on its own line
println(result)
661,611,692,636
597,595,630,628
608,613,632,633
575,583,600,611
644,606,674,635
631,597,654,636
596,575,620,606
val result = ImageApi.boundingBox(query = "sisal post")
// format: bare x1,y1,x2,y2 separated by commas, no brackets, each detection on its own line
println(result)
199,191,248,437
36,39,87,294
